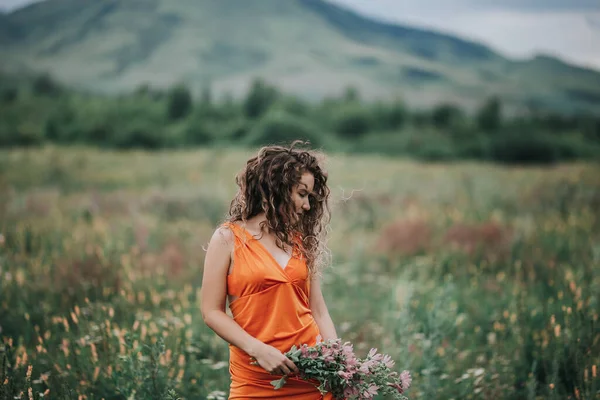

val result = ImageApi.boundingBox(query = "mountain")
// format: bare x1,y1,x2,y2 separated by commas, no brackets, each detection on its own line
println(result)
2,0,600,113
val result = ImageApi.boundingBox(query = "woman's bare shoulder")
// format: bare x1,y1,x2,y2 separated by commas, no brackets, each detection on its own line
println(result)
211,223,236,247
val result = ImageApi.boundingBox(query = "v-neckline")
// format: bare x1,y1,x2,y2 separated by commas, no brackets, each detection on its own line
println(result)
237,224,293,273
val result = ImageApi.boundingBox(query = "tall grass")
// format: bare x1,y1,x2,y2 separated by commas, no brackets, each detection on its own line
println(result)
1,146,599,399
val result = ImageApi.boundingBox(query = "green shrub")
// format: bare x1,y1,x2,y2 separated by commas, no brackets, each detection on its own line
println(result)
208,118,253,144
551,134,600,160
167,84,193,121
184,119,213,145
32,73,63,97
350,129,457,161
477,96,502,132
0,119,45,146
431,103,465,130
332,104,372,138
270,96,312,118
245,110,322,147
371,100,408,131
455,135,490,160
485,131,595,164
244,78,279,119
112,118,165,150
350,131,411,156
413,140,457,161
44,99,80,143
0,86,18,103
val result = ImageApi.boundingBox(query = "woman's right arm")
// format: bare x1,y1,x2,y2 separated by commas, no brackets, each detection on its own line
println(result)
200,226,298,376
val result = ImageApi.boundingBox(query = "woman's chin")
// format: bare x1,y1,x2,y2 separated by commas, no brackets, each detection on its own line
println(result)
292,213,303,226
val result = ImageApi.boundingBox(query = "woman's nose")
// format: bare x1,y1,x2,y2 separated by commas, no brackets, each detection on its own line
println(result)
303,200,310,211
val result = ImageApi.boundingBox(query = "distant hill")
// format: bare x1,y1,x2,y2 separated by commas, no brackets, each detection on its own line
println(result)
2,0,600,113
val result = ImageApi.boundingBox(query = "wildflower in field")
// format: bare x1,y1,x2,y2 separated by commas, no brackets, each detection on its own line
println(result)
400,370,412,390
269,339,412,399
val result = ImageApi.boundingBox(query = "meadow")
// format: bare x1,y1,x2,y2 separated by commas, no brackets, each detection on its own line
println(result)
0,146,599,399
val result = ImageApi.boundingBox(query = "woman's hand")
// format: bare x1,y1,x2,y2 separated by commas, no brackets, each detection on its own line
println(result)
251,343,299,376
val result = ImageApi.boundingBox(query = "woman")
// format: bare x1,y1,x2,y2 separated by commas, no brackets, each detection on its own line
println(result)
201,141,338,399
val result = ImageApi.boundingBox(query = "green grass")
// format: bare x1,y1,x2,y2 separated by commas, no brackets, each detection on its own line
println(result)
1,146,599,399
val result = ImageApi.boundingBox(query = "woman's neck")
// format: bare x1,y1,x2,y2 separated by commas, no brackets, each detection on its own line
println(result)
246,213,269,233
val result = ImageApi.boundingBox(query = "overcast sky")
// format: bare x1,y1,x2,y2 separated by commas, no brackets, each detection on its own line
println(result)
329,0,600,69
1,0,599,69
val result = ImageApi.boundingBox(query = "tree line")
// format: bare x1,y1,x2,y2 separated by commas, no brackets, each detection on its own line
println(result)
1,72,599,163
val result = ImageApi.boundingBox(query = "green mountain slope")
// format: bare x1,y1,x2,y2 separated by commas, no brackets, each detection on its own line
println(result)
2,0,600,113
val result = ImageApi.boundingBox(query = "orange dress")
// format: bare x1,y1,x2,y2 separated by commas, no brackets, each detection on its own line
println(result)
224,222,333,399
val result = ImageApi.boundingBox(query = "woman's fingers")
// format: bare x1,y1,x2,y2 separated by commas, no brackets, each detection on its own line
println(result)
285,358,299,374
255,345,300,376
279,363,292,376
268,363,294,376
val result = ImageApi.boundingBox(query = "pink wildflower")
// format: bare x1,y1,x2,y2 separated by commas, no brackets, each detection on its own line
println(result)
359,359,377,374
400,370,412,389
275,338,412,399
342,343,355,357
367,348,383,361
382,354,395,368
337,370,353,382
301,345,309,358
321,347,335,363
345,356,359,368
363,384,379,399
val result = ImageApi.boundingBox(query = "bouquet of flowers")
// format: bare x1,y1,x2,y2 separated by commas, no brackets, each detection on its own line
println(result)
270,338,412,399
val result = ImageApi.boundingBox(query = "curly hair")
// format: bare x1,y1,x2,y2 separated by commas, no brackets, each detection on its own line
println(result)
226,141,331,275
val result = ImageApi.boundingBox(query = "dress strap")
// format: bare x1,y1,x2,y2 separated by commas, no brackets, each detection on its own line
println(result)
221,221,251,250
222,221,303,257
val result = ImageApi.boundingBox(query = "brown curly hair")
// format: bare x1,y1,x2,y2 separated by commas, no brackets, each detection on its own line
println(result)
226,141,331,275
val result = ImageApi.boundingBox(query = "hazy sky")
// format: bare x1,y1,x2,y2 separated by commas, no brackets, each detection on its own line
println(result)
1,0,599,69
329,0,600,69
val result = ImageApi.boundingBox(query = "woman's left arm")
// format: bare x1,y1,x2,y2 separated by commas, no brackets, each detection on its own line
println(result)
309,273,338,341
